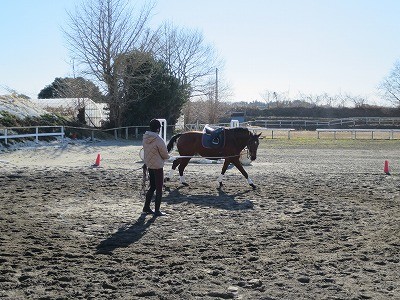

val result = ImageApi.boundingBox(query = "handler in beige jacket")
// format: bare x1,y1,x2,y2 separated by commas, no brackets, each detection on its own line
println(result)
142,119,170,216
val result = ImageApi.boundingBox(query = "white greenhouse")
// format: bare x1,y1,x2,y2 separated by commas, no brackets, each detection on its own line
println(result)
31,98,109,127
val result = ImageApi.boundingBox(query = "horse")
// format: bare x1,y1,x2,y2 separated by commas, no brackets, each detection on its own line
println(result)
165,127,261,188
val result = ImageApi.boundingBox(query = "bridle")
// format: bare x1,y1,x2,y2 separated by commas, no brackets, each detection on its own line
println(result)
245,132,259,160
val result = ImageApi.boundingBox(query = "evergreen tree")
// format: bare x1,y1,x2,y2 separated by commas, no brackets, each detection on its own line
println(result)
38,77,104,102
120,52,189,126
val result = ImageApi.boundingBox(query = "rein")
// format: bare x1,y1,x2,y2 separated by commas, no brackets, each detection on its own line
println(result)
141,164,147,196
171,154,240,160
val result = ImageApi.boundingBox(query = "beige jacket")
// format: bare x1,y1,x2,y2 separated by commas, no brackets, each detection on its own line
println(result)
142,131,170,169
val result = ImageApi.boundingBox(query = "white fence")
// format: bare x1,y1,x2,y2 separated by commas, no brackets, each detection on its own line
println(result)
316,128,400,140
0,126,65,145
2,125,400,145
251,117,400,129
0,125,172,145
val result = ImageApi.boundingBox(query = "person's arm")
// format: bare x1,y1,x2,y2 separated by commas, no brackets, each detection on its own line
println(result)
157,139,170,160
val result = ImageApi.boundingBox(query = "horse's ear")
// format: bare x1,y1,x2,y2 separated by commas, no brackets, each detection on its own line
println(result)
257,133,262,137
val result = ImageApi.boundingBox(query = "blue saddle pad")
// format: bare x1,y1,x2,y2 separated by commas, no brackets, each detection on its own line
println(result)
202,127,225,149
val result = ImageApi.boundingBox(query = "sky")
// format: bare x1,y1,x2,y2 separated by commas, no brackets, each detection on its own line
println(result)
1,0,400,105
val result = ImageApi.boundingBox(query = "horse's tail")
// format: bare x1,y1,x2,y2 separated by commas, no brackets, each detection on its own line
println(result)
167,133,182,152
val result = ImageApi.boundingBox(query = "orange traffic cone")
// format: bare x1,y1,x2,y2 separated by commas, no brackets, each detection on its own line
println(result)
94,153,101,167
384,160,390,175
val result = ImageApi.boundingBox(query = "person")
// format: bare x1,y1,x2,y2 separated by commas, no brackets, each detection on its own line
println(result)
142,119,170,216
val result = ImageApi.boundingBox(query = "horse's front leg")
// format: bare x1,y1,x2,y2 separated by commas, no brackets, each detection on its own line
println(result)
218,159,231,187
231,158,256,189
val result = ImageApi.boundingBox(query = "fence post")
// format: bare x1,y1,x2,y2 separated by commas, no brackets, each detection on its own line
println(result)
91,131,94,141
125,127,128,139
61,126,65,143
114,129,118,140
271,130,274,139
135,127,138,139
288,130,291,140
5,128,8,145
35,127,39,144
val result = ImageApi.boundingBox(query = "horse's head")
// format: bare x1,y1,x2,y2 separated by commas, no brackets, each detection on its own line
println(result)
247,132,262,161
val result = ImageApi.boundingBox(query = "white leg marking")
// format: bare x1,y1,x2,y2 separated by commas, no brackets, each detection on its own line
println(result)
218,174,224,183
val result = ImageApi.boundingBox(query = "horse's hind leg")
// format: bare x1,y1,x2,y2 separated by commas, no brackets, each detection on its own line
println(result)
178,158,190,186
165,158,180,182
218,159,232,187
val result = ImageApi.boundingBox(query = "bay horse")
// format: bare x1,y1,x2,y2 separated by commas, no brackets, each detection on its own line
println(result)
166,127,261,188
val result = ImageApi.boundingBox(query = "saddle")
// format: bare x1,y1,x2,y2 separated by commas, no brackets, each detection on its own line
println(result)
202,125,225,149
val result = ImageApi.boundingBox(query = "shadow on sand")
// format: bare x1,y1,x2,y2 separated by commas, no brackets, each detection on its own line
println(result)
163,185,255,211
96,213,156,255
96,185,254,254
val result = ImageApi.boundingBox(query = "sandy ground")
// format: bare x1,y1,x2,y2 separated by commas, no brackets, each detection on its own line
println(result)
0,139,399,299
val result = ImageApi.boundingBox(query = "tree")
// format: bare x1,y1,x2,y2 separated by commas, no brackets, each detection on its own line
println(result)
378,60,400,107
155,22,220,97
63,0,157,127
120,51,189,126
260,90,289,108
38,77,104,102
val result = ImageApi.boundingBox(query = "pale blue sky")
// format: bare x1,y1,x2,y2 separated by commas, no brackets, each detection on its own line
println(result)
1,0,400,105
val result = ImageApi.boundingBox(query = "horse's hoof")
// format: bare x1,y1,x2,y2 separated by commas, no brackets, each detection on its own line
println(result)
250,183,256,189
219,182,223,187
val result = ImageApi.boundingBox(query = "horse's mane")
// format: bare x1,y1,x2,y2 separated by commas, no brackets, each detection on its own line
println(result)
229,127,251,135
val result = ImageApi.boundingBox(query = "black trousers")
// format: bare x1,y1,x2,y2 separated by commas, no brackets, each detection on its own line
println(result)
144,168,164,211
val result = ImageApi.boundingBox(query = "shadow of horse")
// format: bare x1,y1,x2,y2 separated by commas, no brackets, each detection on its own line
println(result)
96,214,156,255
163,185,255,211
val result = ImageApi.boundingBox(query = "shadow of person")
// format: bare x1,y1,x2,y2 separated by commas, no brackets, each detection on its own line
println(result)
96,214,156,255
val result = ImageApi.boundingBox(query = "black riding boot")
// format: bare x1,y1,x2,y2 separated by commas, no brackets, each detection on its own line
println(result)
143,190,154,213
154,194,165,216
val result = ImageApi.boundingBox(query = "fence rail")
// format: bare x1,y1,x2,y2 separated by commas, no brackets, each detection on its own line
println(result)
316,128,400,140
251,117,400,129
0,126,65,145
2,123,400,146
0,125,177,145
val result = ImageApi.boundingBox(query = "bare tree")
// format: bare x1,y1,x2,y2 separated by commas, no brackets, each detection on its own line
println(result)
155,22,220,96
63,0,157,126
181,99,230,125
155,23,232,126
378,60,400,107
343,93,368,108
260,90,289,108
